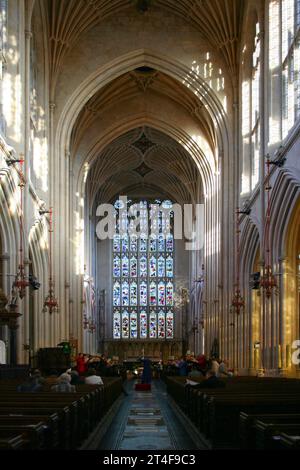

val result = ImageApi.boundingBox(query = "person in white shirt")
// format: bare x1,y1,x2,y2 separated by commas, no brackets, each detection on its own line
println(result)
210,358,220,375
84,368,104,385
217,360,233,377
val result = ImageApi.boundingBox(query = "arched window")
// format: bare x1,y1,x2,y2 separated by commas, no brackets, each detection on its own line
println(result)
282,0,300,137
251,22,261,189
241,17,261,194
112,199,175,340
0,0,7,135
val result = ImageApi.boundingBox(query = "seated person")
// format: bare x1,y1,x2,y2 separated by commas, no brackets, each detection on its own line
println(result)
69,369,85,385
186,370,225,389
189,364,203,380
84,368,104,385
217,360,233,378
17,374,43,392
51,373,76,392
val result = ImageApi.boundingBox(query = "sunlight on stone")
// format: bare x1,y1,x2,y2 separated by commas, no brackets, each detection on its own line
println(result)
74,210,85,276
33,136,48,192
8,194,17,215
191,134,215,171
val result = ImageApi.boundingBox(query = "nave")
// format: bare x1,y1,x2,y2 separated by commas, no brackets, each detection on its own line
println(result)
1,0,300,454
97,380,200,451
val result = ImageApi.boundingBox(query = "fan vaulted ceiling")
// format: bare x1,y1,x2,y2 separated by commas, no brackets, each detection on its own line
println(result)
87,127,202,206
46,0,244,96
71,68,217,156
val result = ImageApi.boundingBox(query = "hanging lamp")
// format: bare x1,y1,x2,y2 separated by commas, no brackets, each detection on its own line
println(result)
43,208,59,314
231,208,245,315
13,156,29,299
260,155,277,297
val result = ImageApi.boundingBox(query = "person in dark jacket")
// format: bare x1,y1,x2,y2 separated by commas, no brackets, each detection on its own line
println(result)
187,370,225,389
17,375,43,392
177,357,188,377
141,357,152,384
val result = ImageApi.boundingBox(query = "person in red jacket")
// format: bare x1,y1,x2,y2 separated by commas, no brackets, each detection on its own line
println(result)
76,353,87,375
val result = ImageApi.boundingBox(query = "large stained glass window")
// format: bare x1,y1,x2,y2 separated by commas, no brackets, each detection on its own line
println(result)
113,199,175,340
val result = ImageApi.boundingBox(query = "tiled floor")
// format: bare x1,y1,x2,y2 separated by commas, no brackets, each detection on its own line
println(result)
99,380,198,450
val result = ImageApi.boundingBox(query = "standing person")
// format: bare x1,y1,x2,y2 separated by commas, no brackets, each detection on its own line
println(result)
157,360,163,379
141,357,152,384
76,353,87,375
178,356,188,377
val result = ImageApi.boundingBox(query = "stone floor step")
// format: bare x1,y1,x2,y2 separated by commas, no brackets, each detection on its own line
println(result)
130,408,161,415
127,417,164,426
98,380,200,450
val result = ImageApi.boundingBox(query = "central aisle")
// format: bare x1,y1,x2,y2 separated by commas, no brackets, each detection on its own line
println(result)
99,381,199,450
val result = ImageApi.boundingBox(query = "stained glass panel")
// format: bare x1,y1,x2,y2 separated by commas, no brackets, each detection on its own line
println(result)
122,256,129,277
130,311,138,339
166,282,174,306
122,311,129,339
130,257,137,277
113,311,121,339
113,282,120,306
149,312,157,338
130,282,138,306
140,310,148,338
158,311,165,338
166,256,173,278
158,282,165,306
122,281,129,306
113,235,121,252
113,256,121,277
140,236,147,252
130,236,138,252
122,234,129,252
140,281,147,306
149,281,157,306
158,256,165,277
166,235,174,252
149,256,157,277
149,236,157,252
166,311,174,339
158,235,165,252
139,256,147,277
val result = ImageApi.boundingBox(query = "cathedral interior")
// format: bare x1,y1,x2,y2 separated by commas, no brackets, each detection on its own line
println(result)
0,0,300,453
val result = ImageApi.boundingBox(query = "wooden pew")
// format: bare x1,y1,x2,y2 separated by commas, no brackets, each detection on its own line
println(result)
206,395,300,448
0,432,25,450
166,375,300,447
0,377,123,450
0,414,60,449
0,423,46,450
275,432,300,450
254,421,300,450
0,404,71,449
239,412,300,449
